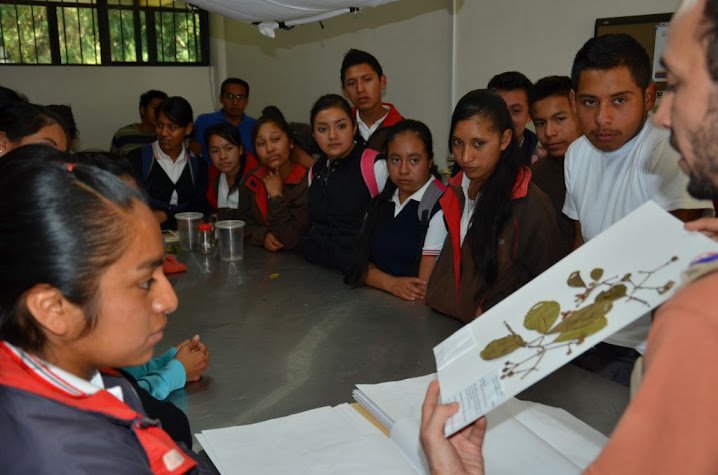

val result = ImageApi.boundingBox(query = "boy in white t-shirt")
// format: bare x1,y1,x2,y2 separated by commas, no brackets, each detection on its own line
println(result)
564,33,713,384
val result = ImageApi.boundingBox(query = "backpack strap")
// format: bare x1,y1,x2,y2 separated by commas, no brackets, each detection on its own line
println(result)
188,152,199,186
412,178,447,275
416,178,447,224
360,148,381,198
141,145,154,182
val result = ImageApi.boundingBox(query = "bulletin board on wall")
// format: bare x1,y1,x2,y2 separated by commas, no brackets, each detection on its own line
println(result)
595,13,674,93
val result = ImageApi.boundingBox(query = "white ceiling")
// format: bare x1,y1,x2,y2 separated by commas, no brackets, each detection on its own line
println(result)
189,0,400,36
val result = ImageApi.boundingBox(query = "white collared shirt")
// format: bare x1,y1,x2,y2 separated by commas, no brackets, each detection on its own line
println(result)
153,141,189,206
391,177,433,217
217,172,239,209
4,341,124,402
460,173,478,245
356,106,390,141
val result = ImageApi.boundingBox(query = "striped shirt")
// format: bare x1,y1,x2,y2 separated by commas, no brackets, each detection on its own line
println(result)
110,123,157,157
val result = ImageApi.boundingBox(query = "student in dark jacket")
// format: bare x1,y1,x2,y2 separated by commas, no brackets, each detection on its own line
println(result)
204,123,258,221
237,107,309,251
345,119,446,301
303,94,388,271
426,90,562,324
127,96,209,230
529,76,582,257
488,71,539,165
0,145,212,474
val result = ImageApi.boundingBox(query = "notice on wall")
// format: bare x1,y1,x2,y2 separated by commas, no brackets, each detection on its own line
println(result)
653,23,670,82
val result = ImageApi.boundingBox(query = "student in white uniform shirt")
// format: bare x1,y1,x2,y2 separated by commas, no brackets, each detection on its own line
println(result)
128,96,209,230
340,49,403,151
564,33,713,384
345,119,446,301
205,123,253,221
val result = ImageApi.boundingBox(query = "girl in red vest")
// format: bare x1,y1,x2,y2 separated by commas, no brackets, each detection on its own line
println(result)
204,122,258,220
237,107,309,252
0,145,210,474
425,89,562,323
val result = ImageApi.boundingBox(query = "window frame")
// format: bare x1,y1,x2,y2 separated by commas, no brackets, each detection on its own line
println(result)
0,0,210,66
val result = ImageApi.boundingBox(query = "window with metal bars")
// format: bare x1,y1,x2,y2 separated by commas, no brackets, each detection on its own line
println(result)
0,0,209,65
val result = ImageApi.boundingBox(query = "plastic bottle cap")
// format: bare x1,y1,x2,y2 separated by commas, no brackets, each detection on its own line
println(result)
198,224,212,231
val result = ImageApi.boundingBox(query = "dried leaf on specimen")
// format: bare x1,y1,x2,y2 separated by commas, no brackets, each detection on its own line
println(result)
567,270,586,288
595,284,627,302
524,301,561,334
480,334,525,360
554,315,608,343
548,300,612,335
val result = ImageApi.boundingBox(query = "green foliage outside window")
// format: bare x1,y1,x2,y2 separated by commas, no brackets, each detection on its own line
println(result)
0,0,207,65
0,4,51,63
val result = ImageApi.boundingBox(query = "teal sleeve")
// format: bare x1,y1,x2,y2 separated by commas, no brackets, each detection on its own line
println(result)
132,358,186,400
123,347,177,378
153,347,178,367
122,348,185,400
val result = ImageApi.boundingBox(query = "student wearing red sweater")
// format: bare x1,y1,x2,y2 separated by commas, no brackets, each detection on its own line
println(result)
0,145,211,473
341,48,403,151
237,107,309,251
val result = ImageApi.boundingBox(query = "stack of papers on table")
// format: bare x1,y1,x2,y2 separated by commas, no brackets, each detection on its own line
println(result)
197,404,417,475
197,374,607,474
352,373,436,430
354,374,607,473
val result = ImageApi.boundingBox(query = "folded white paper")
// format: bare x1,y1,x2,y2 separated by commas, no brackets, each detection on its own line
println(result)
198,374,607,474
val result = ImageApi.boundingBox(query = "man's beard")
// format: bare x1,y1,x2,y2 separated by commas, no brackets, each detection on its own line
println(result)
685,92,718,200
686,166,718,200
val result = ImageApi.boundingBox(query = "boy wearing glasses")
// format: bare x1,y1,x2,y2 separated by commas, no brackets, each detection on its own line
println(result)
191,77,257,162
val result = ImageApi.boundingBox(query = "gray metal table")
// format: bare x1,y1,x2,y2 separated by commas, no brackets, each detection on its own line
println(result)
162,248,628,438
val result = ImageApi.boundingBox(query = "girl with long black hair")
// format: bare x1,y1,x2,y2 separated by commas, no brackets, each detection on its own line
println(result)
237,107,309,251
426,89,562,323
204,122,255,220
345,119,446,301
